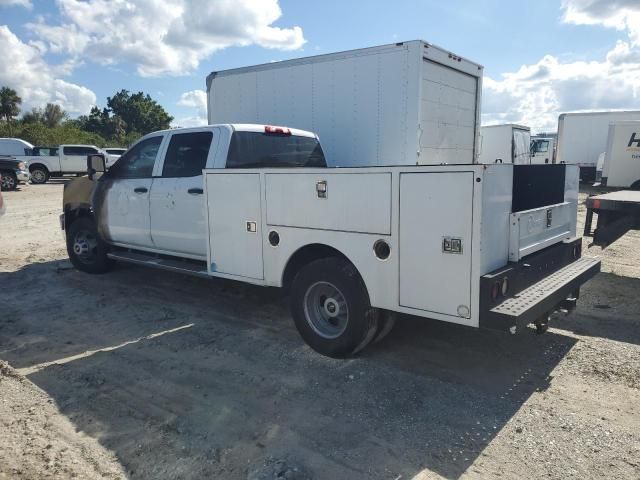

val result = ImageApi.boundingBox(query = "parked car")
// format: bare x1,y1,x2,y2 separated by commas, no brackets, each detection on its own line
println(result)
25,144,105,184
0,156,30,191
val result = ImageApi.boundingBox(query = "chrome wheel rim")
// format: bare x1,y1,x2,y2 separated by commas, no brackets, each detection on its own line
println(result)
31,170,46,183
303,281,349,339
72,230,98,264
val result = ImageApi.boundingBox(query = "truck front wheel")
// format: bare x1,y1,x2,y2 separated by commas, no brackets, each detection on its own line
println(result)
30,165,49,184
66,217,115,274
0,171,17,191
290,257,378,358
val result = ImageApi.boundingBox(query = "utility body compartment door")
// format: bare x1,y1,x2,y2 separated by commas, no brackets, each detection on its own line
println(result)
205,173,264,280
399,171,474,319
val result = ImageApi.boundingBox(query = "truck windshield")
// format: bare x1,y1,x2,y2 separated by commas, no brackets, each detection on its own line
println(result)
226,132,326,168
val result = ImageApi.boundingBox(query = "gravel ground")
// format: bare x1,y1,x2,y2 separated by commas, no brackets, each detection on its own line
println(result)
0,181,639,480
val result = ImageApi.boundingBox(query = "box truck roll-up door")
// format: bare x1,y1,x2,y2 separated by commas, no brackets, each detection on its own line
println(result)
419,60,478,165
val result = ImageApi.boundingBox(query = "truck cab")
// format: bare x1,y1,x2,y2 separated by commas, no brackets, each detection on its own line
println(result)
63,124,325,261
530,137,555,164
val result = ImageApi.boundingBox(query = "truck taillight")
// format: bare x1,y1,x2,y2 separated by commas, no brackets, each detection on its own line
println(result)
265,125,291,136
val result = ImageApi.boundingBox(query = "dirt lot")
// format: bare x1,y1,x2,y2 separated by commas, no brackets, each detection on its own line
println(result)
1,181,639,480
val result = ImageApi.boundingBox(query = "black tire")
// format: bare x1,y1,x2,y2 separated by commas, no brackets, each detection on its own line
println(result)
372,310,396,344
30,165,49,184
66,217,115,274
630,180,640,191
0,171,17,191
290,257,378,358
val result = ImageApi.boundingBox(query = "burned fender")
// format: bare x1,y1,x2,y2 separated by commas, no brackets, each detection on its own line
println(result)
63,176,113,241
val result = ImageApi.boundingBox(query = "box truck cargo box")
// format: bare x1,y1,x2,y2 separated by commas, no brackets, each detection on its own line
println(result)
556,111,640,182
478,124,530,164
602,121,640,189
207,40,483,167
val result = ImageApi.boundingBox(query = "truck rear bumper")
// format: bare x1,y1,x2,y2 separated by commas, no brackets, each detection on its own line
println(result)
479,239,600,333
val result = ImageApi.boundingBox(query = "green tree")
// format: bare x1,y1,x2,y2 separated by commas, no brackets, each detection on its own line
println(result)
0,87,22,133
43,103,66,128
22,107,45,124
107,90,172,135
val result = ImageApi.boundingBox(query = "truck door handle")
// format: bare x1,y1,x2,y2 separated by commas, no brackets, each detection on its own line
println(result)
188,188,203,195
134,187,148,193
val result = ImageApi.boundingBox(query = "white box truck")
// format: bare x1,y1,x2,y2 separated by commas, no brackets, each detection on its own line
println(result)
207,40,482,167
601,121,640,189
556,111,640,182
478,124,530,164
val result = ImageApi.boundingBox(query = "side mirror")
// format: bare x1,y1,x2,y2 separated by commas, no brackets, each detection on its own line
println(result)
87,153,106,180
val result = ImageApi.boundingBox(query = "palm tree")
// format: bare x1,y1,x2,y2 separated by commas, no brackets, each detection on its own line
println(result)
0,86,22,123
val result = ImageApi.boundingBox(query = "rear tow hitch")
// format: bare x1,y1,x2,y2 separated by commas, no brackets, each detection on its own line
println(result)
534,314,550,334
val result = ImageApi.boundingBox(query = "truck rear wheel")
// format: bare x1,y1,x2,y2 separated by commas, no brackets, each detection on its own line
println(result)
30,166,49,184
290,257,378,358
66,217,115,274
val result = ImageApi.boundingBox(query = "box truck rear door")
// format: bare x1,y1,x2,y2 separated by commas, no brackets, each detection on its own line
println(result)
419,60,478,165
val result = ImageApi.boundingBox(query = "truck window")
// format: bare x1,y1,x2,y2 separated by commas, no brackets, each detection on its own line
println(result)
63,146,98,155
532,140,549,153
108,136,162,179
226,132,326,168
162,131,213,177
33,147,58,156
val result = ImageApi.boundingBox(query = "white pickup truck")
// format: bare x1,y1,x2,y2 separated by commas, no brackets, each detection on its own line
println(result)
61,123,600,358
26,144,106,184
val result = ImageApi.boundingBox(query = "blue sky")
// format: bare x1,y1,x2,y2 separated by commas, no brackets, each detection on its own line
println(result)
1,0,639,132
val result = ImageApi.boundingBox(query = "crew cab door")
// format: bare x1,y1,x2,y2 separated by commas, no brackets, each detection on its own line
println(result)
149,129,218,259
97,135,164,248
62,146,100,172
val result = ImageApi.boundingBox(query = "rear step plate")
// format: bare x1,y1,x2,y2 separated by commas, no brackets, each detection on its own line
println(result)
490,256,600,327
107,251,209,278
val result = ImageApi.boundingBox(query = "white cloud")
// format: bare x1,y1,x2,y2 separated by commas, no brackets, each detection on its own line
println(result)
0,0,32,8
30,0,306,77
0,25,96,115
483,0,640,133
562,0,640,44
175,89,208,127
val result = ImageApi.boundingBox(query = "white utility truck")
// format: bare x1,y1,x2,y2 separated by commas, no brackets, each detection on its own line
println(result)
62,41,600,358
600,121,640,189
26,144,106,184
478,124,531,164
556,111,640,182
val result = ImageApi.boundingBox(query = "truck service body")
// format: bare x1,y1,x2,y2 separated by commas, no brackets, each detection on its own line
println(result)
556,111,640,182
62,41,600,358
478,124,531,164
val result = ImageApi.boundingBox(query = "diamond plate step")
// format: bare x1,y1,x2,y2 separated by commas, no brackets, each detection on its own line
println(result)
491,256,600,320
